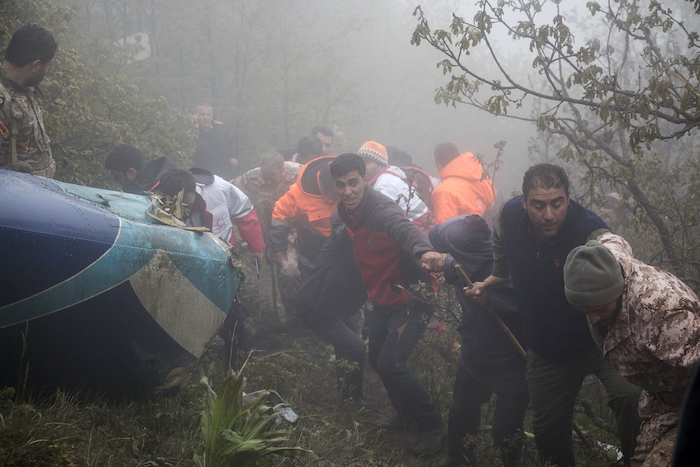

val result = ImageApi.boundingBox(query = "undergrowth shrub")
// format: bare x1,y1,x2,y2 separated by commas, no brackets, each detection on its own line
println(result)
192,371,316,466
0,271,635,467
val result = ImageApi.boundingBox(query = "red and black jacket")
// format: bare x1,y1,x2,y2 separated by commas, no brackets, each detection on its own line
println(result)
337,185,434,307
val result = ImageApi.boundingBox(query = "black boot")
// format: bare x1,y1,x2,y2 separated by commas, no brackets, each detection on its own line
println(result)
499,441,523,467
446,408,477,465
412,421,445,456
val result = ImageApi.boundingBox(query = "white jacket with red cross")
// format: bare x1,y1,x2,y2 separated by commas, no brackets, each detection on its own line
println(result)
188,167,265,253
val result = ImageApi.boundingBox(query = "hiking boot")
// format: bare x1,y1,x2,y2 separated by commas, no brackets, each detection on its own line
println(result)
412,424,444,456
375,413,415,431
500,444,523,467
350,397,367,408
341,394,368,408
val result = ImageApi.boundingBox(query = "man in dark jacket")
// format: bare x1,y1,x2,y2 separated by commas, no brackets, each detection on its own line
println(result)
296,213,367,405
430,215,528,467
104,144,178,194
192,103,238,180
330,153,446,456
467,164,641,467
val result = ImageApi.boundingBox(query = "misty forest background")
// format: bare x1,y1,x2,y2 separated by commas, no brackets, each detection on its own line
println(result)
3,0,700,285
3,1,700,465
2,0,530,187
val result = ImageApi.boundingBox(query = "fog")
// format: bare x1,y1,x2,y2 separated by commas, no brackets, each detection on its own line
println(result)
54,0,699,194
44,0,539,193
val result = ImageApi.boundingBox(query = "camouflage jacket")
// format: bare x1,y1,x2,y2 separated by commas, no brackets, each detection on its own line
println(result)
233,161,301,235
592,232,700,437
0,69,53,174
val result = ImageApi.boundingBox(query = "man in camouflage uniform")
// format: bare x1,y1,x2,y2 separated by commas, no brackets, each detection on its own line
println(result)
234,151,301,322
564,232,700,467
0,25,58,178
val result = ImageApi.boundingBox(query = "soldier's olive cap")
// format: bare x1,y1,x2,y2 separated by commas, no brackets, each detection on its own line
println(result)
564,240,624,308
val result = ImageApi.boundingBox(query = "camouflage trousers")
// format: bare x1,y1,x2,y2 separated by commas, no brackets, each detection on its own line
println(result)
31,159,56,179
631,424,676,467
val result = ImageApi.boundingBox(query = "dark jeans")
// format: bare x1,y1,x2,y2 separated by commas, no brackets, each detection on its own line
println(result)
368,301,443,430
448,363,529,466
527,345,642,467
298,310,366,400
673,364,700,466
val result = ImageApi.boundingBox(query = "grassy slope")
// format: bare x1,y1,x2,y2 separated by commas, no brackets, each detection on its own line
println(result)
0,263,624,467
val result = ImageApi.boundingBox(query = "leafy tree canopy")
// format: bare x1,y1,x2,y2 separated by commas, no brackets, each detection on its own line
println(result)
413,0,700,287
1,0,194,188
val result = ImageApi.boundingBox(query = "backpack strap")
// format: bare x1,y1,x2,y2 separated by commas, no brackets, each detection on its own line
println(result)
0,87,17,170
10,110,18,170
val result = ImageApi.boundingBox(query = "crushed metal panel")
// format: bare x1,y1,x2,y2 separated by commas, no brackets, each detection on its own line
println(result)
129,248,227,358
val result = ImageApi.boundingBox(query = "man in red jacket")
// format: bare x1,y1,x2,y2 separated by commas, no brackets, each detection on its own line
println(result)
330,153,446,456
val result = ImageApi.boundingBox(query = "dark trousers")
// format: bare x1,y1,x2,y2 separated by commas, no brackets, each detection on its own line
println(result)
219,301,247,349
368,301,443,430
276,263,299,317
448,363,529,466
527,345,642,467
298,310,366,400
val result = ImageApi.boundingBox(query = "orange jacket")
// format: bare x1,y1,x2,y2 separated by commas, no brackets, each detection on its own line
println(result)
270,157,336,250
433,152,496,223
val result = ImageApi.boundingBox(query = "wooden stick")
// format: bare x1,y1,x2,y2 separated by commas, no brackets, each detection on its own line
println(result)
270,262,279,317
571,418,596,449
454,264,594,449
455,264,527,360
